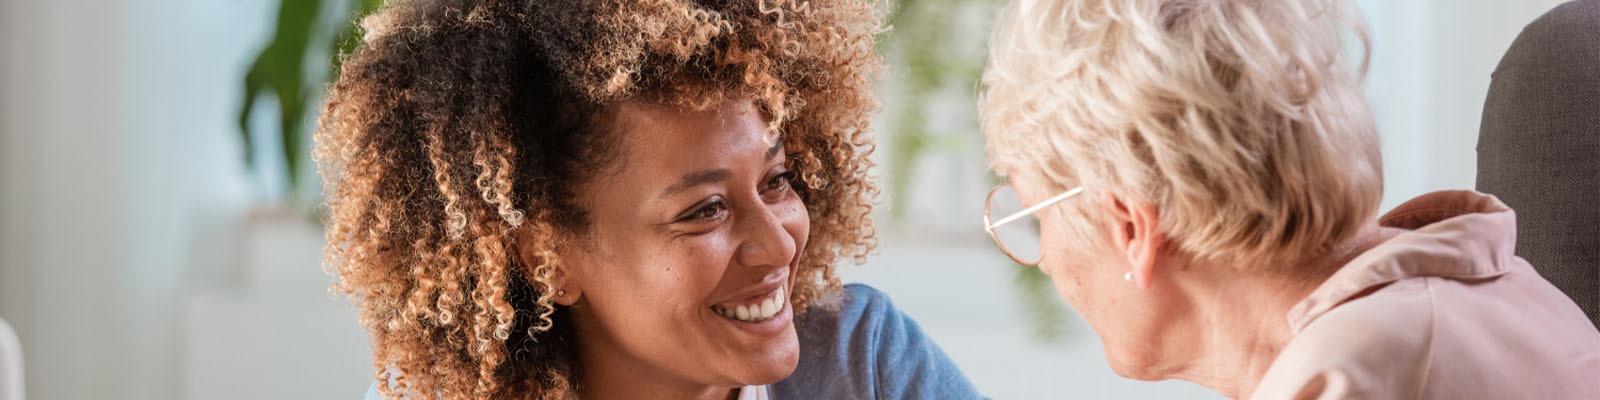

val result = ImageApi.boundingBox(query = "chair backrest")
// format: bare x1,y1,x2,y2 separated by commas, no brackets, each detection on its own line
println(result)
0,316,22,400
1476,0,1600,330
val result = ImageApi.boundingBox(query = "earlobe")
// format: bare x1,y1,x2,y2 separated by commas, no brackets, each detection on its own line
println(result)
552,284,582,306
549,254,585,306
544,263,584,306
515,231,586,306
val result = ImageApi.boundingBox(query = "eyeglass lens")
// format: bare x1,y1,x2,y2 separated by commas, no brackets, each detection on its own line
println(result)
988,185,1043,264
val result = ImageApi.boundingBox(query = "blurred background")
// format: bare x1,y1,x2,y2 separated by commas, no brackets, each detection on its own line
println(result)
0,0,1573,399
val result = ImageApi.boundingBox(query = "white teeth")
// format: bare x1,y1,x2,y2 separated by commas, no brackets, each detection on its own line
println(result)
715,286,787,323
760,298,776,317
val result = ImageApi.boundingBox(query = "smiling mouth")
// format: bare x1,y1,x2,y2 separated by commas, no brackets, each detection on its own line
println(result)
711,286,787,323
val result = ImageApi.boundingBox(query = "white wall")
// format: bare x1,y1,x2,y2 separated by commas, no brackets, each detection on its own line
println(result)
1,1,370,399
1358,0,1569,210
2,1,141,399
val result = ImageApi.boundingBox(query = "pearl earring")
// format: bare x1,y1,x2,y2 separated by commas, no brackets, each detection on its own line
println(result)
557,289,567,297
1123,272,1132,282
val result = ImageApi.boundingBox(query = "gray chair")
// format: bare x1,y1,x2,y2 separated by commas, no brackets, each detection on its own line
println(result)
1476,0,1600,330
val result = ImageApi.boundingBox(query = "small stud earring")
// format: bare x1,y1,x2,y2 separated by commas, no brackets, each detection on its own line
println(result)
557,289,567,297
1123,272,1132,282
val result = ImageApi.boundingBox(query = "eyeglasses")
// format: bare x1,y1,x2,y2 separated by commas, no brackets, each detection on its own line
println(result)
983,184,1085,265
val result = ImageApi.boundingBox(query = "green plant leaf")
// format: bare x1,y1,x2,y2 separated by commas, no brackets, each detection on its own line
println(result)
238,0,382,206
238,0,319,198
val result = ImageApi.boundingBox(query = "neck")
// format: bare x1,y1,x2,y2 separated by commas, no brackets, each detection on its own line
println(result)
572,316,739,400
1162,222,1398,399
580,380,736,400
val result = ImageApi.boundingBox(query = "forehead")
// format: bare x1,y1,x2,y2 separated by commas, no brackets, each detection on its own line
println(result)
591,99,774,195
610,100,770,159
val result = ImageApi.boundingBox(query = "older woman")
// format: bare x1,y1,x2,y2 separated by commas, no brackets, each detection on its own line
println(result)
317,0,980,399
979,0,1600,399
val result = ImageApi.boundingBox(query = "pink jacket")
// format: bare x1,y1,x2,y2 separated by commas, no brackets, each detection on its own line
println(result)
1252,190,1600,400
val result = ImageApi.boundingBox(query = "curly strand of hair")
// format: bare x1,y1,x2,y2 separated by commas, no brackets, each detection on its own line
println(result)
411,238,446,326
516,214,566,335
323,147,384,282
419,132,472,341
473,135,524,227
757,0,810,57
468,232,513,397
635,0,726,61
461,36,526,229
425,131,470,240
714,37,786,132
462,208,515,328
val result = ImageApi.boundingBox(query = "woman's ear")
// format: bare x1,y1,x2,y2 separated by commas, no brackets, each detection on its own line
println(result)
551,278,583,306
1104,194,1165,290
547,250,587,306
516,230,586,306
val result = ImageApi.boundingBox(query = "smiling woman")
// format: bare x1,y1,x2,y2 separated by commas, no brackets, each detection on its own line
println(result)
558,99,813,392
314,0,980,399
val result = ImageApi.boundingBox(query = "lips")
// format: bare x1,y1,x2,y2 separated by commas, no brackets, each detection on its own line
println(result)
711,286,786,323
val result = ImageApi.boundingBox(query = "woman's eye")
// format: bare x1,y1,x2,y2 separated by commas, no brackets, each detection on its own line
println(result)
764,171,797,193
679,200,727,222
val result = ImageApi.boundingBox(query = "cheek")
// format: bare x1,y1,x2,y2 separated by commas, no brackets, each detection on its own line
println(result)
586,235,731,324
655,238,734,304
1036,217,1094,303
1036,219,1073,273
1037,259,1084,304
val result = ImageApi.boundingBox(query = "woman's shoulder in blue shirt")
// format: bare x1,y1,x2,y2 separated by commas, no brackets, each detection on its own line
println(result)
772,283,985,400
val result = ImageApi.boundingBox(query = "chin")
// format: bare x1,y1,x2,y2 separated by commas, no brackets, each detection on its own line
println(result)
1103,344,1168,382
742,355,799,385
737,332,801,385
1107,360,1157,381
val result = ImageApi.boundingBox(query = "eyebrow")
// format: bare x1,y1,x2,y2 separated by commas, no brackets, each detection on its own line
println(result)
658,169,733,199
655,139,786,199
765,137,784,161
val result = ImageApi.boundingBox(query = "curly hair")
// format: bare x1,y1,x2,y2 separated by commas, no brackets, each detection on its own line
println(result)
314,0,885,398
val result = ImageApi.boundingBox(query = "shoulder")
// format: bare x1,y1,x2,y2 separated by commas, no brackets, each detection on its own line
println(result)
1255,278,1438,400
824,283,898,325
784,284,897,368
773,284,984,399
841,283,895,307
786,283,901,348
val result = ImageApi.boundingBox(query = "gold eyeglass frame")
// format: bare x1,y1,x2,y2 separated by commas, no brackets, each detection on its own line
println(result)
983,185,1084,265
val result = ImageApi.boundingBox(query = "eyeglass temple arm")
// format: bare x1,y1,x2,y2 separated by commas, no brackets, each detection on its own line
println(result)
987,186,1085,229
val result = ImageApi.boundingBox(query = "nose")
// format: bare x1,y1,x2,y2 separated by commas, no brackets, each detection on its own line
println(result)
733,199,799,269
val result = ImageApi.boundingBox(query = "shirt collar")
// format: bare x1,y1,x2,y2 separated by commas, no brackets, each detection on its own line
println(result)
1285,190,1519,331
737,385,770,400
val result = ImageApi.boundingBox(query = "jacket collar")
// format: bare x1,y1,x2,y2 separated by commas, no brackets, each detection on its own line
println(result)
1285,190,1518,331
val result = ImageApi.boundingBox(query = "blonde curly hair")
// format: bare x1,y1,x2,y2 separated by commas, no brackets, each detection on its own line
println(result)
314,0,884,398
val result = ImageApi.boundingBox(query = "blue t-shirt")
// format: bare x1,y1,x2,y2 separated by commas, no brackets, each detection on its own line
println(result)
365,284,984,399
771,283,985,399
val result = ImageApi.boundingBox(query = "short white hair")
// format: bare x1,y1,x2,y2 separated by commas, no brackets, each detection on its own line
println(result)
980,0,1383,268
